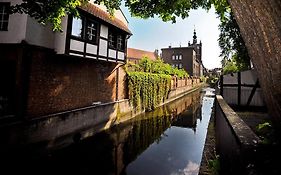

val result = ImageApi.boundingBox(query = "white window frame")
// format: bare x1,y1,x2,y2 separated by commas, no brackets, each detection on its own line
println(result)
0,3,10,31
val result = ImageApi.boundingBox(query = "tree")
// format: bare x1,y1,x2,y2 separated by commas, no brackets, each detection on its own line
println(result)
218,11,251,71
10,0,281,123
10,0,86,31
222,58,238,75
227,0,281,125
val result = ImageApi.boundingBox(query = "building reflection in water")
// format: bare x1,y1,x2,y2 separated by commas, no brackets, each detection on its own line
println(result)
1,89,210,175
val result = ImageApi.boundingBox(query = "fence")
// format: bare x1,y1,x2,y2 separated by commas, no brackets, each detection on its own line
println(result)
219,69,265,107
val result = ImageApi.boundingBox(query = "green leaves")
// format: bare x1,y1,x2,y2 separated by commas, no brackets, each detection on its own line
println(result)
218,8,251,72
10,0,236,33
127,57,189,78
10,0,86,31
127,72,171,111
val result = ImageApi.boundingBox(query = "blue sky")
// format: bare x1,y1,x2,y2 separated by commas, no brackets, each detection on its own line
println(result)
120,5,222,69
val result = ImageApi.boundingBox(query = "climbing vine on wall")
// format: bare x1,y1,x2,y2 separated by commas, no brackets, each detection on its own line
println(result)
127,72,171,111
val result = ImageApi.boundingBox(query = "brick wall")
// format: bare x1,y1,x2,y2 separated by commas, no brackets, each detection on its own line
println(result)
162,48,194,76
0,44,128,118
25,47,128,117
171,77,200,90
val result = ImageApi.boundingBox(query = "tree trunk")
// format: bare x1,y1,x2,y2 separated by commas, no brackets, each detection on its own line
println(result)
228,0,281,124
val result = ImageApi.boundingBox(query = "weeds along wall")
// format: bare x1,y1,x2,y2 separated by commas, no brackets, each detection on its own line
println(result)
127,72,171,111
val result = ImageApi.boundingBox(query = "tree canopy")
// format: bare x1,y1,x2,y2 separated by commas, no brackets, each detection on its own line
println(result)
11,0,248,68
126,57,189,78
11,0,230,31
219,10,251,73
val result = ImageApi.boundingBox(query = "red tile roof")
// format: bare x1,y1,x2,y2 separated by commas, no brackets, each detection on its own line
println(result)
127,48,158,60
79,3,132,34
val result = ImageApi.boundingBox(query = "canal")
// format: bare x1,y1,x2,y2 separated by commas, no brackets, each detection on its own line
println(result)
1,88,215,175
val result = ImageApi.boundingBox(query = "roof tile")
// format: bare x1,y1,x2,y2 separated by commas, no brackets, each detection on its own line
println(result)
79,3,132,34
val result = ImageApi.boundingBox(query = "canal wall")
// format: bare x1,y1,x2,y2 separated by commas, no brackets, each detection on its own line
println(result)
0,79,203,147
215,95,261,175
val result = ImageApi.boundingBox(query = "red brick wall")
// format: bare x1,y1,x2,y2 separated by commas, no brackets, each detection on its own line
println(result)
25,46,127,118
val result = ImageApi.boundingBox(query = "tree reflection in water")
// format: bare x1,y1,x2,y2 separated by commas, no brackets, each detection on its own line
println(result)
1,89,214,175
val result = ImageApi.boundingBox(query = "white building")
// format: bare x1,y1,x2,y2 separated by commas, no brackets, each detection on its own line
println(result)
0,0,132,118
0,0,131,63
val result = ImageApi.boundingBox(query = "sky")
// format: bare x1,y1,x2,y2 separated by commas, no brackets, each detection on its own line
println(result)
120,5,222,69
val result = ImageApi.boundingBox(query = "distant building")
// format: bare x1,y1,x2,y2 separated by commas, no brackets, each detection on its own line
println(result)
208,68,222,77
161,30,204,77
127,48,159,64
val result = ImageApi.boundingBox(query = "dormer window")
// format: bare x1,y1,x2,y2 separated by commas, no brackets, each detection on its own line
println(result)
0,2,10,31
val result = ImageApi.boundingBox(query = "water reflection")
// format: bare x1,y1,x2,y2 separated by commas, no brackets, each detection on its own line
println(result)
0,88,215,175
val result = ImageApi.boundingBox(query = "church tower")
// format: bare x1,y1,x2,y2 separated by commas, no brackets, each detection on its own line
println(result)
193,29,197,45
188,28,202,62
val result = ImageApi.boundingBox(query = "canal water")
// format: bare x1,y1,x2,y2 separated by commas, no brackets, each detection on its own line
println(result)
1,88,215,175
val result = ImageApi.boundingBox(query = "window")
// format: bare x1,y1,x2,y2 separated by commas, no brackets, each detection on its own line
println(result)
86,20,98,42
71,16,98,44
175,55,178,60
108,30,125,51
172,55,175,60
179,63,182,69
179,54,182,60
71,17,83,38
0,3,10,31
117,35,124,50
108,31,116,48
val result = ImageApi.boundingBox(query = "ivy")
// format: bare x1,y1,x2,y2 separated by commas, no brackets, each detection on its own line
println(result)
127,72,171,111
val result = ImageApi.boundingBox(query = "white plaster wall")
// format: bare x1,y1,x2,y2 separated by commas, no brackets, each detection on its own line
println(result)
223,87,238,105
98,39,107,56
54,16,68,54
70,52,83,57
86,55,97,59
224,73,238,84
241,70,257,85
0,0,27,43
70,39,84,52
25,16,55,49
100,24,108,38
118,51,125,60
86,43,97,55
240,87,265,106
109,49,116,58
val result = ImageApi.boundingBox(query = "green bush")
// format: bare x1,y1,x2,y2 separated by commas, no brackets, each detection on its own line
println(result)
127,57,189,78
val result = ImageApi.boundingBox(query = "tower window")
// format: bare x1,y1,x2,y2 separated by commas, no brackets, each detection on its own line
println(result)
0,3,10,31
179,54,182,60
